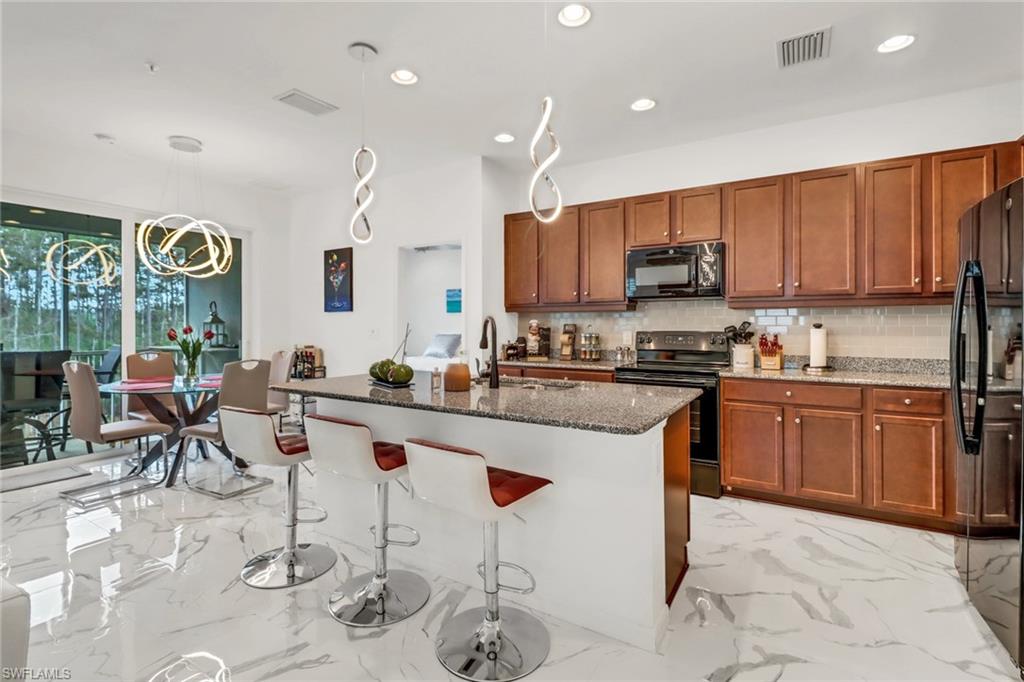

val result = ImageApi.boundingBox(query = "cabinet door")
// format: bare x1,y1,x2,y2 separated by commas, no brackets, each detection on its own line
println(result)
792,167,856,296
870,414,944,517
726,177,785,298
979,421,1019,526
722,401,785,493
789,408,863,504
539,207,580,304
864,158,922,294
929,148,995,293
626,193,672,247
580,200,626,303
505,213,539,306
672,186,721,243
1008,179,1022,294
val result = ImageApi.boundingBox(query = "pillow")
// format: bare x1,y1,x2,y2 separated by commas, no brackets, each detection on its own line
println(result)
423,333,461,359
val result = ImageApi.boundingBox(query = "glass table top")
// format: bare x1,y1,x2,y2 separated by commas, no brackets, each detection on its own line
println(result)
98,376,221,395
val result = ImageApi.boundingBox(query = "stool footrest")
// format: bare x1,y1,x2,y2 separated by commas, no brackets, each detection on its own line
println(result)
368,523,420,547
296,504,328,524
476,560,536,595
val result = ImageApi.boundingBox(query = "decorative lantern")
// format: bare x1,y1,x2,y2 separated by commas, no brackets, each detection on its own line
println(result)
203,301,228,347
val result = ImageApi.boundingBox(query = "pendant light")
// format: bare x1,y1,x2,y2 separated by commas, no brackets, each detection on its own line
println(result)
137,136,233,279
45,238,119,286
348,41,378,245
527,6,563,224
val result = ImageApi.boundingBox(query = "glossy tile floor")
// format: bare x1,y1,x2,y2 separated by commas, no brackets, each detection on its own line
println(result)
0,456,1017,681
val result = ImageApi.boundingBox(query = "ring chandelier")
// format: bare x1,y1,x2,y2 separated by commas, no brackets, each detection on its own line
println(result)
136,214,233,279
45,239,119,286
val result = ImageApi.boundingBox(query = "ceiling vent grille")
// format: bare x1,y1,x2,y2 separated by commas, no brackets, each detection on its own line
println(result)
274,89,339,116
777,27,832,68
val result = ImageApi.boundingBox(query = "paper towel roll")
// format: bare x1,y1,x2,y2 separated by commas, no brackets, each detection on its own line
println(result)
809,324,828,368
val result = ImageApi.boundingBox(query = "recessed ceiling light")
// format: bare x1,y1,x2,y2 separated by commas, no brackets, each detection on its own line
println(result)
4,219,20,225
630,98,657,112
28,208,45,215
558,3,591,28
494,132,515,144
877,34,915,53
390,69,419,85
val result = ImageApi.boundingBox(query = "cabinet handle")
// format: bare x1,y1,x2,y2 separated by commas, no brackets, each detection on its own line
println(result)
1010,279,1015,284
1009,434,1015,442
875,424,882,431
663,231,669,237
676,230,682,236
776,415,782,422
777,283,783,289
1001,278,1007,284
1014,404,1021,412
573,291,578,296
914,276,921,284
904,398,912,405
532,292,537,298
785,390,792,397
583,290,589,295
794,417,801,424
935,276,943,282
794,281,800,287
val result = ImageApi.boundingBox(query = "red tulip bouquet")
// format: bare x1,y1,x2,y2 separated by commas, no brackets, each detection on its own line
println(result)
168,324,215,381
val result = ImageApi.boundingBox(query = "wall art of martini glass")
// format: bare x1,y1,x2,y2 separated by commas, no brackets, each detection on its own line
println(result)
324,247,353,312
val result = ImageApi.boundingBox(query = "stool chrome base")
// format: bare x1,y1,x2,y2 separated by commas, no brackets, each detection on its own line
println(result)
240,543,336,589
436,606,550,681
328,568,430,626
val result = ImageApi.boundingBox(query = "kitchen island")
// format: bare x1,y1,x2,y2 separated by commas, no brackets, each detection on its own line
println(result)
273,373,700,651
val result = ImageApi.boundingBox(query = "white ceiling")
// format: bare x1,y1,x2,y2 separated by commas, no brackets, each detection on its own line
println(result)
2,1,1021,194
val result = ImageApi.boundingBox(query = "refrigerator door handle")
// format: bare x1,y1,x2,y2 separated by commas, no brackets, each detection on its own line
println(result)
950,260,971,455
950,259,988,456
969,260,989,453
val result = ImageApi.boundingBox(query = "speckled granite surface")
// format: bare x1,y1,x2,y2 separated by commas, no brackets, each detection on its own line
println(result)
781,355,950,375
498,359,618,371
272,373,699,435
719,368,952,389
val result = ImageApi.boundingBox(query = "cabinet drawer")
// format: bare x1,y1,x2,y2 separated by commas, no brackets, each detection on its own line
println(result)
984,392,1020,420
872,388,946,416
498,366,524,378
523,367,614,383
721,379,862,410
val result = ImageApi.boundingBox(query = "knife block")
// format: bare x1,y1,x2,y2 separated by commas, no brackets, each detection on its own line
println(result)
759,352,784,371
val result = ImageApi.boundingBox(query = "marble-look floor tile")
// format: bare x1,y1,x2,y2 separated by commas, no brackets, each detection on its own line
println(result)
0,458,1018,680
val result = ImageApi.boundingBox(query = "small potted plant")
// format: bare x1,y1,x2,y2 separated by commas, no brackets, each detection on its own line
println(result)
168,324,215,384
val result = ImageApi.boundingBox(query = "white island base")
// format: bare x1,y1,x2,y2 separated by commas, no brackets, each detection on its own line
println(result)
311,397,690,652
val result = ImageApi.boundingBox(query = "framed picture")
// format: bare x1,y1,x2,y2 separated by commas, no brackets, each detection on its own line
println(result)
324,247,353,312
446,288,462,313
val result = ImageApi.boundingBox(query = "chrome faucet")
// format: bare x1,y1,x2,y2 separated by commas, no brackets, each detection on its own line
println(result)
479,315,500,389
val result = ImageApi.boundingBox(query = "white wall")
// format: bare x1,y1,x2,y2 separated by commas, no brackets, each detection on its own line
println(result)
286,157,483,376
1,130,292,358
397,247,463,355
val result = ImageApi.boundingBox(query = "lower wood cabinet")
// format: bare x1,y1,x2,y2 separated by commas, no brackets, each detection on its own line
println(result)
721,401,784,493
790,408,863,504
870,414,944,518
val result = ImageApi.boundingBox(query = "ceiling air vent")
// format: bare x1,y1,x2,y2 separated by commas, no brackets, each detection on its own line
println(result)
777,27,832,68
274,89,339,116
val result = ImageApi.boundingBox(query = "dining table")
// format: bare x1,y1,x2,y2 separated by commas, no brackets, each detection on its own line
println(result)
97,375,245,487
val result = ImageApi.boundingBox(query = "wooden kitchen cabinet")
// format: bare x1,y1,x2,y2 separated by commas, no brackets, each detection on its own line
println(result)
870,414,945,518
978,421,1019,526
504,213,539,306
1008,179,1023,294
671,185,722,243
580,200,626,303
498,366,524,378
791,167,857,297
539,207,580,304
725,177,786,298
929,147,995,294
789,408,863,504
721,401,785,493
625,192,672,247
863,158,923,294
521,367,614,383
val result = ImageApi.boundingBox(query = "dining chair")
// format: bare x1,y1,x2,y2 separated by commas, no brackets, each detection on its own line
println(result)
58,362,173,508
175,359,273,499
125,352,178,422
266,350,294,430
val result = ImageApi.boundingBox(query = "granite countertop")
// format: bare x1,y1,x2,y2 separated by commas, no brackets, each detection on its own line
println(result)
718,367,952,389
498,359,618,371
272,373,699,435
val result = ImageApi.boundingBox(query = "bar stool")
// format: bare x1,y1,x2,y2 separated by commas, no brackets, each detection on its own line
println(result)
220,407,336,589
404,438,552,682
266,350,294,431
304,414,430,626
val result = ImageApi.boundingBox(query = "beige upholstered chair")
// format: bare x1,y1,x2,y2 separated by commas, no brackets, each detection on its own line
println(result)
125,352,178,422
58,362,173,508
176,359,273,498
266,351,294,428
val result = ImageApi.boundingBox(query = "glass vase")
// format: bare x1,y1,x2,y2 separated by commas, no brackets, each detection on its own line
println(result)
184,357,199,385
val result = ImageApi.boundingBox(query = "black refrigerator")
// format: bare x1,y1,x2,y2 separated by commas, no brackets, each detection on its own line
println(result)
952,177,1024,677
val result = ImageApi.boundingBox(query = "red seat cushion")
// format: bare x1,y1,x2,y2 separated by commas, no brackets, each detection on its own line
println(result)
276,434,309,455
486,466,552,508
373,441,407,471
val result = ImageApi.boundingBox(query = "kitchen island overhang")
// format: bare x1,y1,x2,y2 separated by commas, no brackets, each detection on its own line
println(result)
273,374,700,651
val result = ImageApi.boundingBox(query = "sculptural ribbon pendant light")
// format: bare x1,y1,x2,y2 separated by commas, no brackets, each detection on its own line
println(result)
348,42,378,245
527,5,563,224
137,136,233,279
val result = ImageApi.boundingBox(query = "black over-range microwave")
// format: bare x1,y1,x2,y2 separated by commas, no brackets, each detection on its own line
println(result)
625,242,724,300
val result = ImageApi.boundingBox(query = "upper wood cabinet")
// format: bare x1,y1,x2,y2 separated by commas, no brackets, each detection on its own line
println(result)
671,186,722,243
864,158,922,295
791,167,857,297
625,193,672,247
580,200,626,304
538,207,580,305
929,148,995,294
504,213,539,306
726,177,785,298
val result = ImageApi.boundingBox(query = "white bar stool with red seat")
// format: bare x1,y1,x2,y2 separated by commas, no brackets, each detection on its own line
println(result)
304,414,430,626
404,438,553,682
220,406,336,589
